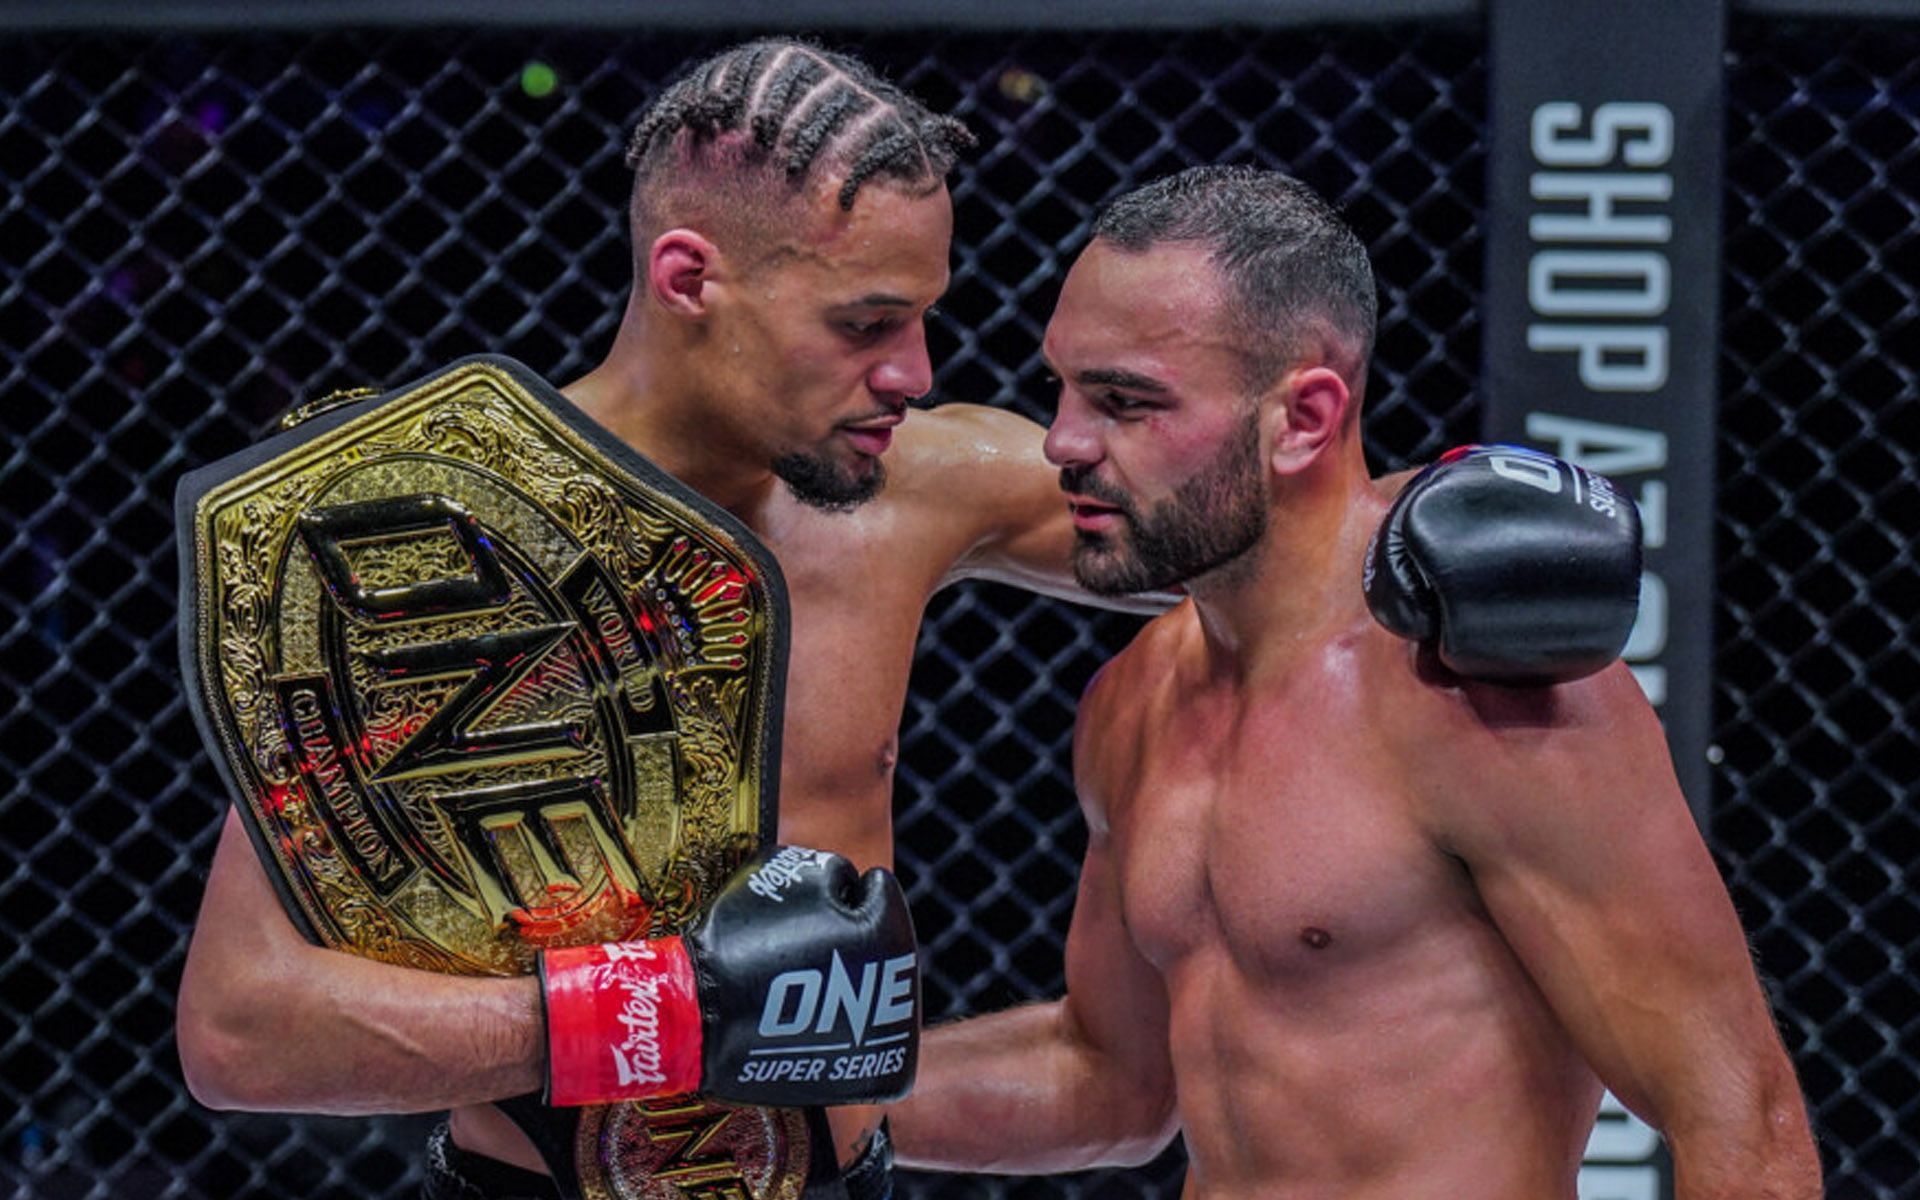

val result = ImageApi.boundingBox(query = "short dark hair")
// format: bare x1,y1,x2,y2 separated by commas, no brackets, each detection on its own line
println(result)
626,39,974,228
1093,166,1377,394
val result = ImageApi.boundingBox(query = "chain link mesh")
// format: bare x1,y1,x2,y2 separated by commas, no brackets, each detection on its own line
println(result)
0,15,1911,1200
1719,18,1920,1196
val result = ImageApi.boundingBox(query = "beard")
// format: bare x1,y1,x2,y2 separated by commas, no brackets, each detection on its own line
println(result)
772,445,887,512
1063,407,1267,596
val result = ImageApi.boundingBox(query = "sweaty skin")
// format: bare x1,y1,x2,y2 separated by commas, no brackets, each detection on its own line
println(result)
889,235,1819,1199
173,166,1415,1182
175,179,1127,1173
437,400,1092,1168
953,579,1816,1200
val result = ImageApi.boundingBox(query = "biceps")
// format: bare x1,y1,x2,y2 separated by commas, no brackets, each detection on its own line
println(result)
924,409,1076,590
1472,806,1781,1124
958,474,1077,593
184,810,310,984
1060,837,1172,1071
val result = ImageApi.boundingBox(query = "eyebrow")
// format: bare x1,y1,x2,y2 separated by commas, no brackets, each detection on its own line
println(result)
1074,366,1172,394
842,293,917,308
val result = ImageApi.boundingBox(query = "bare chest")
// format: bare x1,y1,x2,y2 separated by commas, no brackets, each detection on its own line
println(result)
755,510,951,845
1109,687,1462,983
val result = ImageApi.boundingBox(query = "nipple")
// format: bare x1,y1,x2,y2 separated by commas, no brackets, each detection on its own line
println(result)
1300,926,1333,950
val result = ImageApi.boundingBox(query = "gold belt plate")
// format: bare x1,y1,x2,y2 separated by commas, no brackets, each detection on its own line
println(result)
177,355,789,974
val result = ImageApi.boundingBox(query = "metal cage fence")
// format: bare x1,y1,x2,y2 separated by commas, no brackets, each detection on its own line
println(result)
0,12,1913,1200
1718,17,1920,1194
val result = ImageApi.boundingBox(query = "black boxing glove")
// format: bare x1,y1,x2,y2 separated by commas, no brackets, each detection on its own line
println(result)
541,845,920,1108
1364,444,1642,683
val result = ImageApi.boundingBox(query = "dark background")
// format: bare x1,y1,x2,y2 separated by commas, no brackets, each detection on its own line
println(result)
1,12,1915,1199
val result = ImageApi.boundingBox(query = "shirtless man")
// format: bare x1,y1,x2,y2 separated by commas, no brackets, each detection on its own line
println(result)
889,166,1822,1199
173,43,1638,1200
175,39,1059,1196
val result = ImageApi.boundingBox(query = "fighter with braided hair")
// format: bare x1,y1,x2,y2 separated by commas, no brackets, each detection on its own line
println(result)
175,40,1641,1200
626,40,973,214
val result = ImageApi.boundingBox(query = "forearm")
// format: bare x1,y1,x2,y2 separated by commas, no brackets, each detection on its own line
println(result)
890,1000,1176,1174
179,939,544,1115
1668,1077,1822,1200
177,813,546,1115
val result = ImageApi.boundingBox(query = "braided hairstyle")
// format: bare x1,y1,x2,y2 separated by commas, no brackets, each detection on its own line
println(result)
626,39,974,231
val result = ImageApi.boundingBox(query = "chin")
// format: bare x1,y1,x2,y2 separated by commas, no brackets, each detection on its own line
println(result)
772,448,886,512
1070,545,1146,597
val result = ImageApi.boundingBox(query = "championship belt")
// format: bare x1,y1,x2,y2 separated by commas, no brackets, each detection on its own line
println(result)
177,355,838,1199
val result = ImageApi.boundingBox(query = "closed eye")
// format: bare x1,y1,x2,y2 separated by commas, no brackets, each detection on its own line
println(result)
842,317,898,340
1097,390,1159,417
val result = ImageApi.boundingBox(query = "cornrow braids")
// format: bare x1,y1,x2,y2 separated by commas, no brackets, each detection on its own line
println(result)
701,43,768,132
785,87,875,179
750,52,829,151
625,38,975,213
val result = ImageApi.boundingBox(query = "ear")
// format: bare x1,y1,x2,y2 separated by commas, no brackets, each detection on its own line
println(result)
1269,365,1352,476
646,228,720,318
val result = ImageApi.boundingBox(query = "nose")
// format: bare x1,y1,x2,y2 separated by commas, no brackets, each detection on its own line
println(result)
868,319,934,403
1043,389,1102,470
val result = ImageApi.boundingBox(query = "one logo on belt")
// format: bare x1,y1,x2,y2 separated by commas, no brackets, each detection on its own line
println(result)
288,491,675,925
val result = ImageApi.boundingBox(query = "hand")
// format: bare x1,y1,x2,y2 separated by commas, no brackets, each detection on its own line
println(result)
1364,444,1642,682
541,845,920,1107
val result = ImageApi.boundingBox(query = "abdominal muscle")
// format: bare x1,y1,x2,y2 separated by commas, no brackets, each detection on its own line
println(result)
1164,918,1603,1200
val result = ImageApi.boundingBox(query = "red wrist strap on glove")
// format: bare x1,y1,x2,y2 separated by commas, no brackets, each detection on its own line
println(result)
543,936,704,1105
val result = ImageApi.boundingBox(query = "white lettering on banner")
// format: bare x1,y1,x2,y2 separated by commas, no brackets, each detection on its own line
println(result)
1529,173,1673,243
1578,1165,1661,1200
1522,414,1667,478
1629,665,1668,707
1532,102,1673,167
1576,1090,1665,1197
1636,481,1667,549
1586,1091,1663,1160
1530,251,1670,317
759,951,917,1044
1527,326,1667,392
1525,414,1672,712
1624,574,1667,660
1527,102,1675,393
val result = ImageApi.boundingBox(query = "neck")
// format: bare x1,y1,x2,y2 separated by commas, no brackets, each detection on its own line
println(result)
561,306,780,521
1185,440,1387,681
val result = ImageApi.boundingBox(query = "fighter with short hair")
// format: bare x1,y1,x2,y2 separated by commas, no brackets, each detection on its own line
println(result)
175,44,1644,1200
889,166,1822,1200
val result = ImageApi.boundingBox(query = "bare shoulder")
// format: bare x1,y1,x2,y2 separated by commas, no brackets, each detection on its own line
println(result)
1073,605,1192,828
888,403,1050,493
1452,661,1661,758
883,402,1083,591
1393,655,1683,846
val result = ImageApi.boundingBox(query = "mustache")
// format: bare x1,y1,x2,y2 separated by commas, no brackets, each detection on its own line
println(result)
837,401,908,429
1058,467,1135,516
